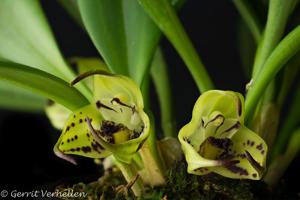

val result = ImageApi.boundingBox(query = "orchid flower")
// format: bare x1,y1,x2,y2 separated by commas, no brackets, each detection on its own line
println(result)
179,90,267,180
54,72,150,164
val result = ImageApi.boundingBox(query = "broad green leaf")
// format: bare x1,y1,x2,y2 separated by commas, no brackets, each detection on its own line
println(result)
78,0,128,76
245,24,300,122
179,90,267,180
0,81,46,112
55,73,150,164
78,0,162,85
0,0,92,101
0,61,89,111
123,0,160,84
137,0,214,92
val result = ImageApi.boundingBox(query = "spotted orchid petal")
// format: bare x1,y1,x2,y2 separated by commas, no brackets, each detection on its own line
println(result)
178,90,267,180
54,74,150,164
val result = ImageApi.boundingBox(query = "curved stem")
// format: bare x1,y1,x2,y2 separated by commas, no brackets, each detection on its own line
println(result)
137,0,214,92
232,0,262,44
245,24,300,123
113,156,144,196
252,0,295,78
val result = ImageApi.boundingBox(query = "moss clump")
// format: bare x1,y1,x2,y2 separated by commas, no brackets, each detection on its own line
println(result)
56,161,271,200
160,161,269,200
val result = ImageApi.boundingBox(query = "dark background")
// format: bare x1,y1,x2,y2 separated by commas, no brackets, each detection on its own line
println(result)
0,0,298,195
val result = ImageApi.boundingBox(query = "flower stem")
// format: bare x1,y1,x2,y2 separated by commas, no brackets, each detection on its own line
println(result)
113,156,144,196
139,112,166,186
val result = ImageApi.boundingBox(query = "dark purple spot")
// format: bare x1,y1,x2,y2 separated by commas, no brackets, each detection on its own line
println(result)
252,173,257,178
80,112,82,114
226,164,248,176
71,138,74,142
79,119,83,123
66,126,70,132
96,100,116,112
67,139,70,143
256,144,263,150
74,135,78,140
76,147,80,151
250,141,255,146
261,150,265,155
207,136,232,149
73,115,76,118
245,150,264,173
71,123,75,127
81,146,92,153
61,142,64,145
247,140,250,145
86,133,90,138
201,119,204,127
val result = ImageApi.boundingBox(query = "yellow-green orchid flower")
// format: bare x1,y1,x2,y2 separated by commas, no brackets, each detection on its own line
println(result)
54,72,150,164
178,90,267,180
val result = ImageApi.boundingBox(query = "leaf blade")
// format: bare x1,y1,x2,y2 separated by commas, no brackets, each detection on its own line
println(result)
0,61,89,111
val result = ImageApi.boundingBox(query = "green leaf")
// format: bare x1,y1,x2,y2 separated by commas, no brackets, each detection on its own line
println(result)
123,0,161,84
0,81,46,112
151,48,176,137
245,24,300,122
0,0,92,101
137,0,214,92
57,0,84,28
78,0,163,85
78,0,128,76
0,61,89,111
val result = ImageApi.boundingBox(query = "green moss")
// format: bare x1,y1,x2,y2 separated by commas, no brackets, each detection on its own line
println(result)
56,161,271,200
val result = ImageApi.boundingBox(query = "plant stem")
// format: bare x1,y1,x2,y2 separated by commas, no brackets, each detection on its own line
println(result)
232,0,262,44
151,48,176,137
137,0,214,93
245,24,300,123
271,81,300,160
113,156,144,196
252,0,295,78
264,128,300,186
276,52,300,108
139,112,166,186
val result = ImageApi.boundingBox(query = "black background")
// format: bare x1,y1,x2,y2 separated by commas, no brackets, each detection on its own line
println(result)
0,0,299,195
